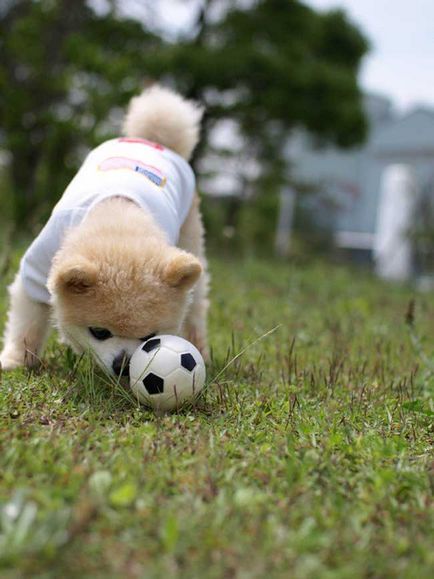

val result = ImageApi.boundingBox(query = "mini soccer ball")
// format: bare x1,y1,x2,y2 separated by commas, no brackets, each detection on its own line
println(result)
129,335,206,411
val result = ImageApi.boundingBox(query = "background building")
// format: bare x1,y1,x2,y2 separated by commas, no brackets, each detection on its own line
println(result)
287,93,434,280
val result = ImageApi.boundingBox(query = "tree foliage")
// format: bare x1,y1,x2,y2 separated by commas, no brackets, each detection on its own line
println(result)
0,0,160,223
171,0,368,144
0,0,369,226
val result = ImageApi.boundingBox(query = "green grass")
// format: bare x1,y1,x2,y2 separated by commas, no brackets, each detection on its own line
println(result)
1,255,433,578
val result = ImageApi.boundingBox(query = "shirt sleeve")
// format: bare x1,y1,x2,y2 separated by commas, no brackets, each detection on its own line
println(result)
20,209,84,304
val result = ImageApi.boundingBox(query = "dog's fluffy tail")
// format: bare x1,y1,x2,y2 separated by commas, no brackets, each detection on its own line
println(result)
122,84,203,160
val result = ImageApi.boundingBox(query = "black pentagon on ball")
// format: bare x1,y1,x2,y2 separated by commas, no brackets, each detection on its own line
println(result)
142,338,161,353
143,373,164,395
180,353,197,372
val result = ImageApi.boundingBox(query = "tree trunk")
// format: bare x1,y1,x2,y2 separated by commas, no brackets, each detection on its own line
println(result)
275,186,296,257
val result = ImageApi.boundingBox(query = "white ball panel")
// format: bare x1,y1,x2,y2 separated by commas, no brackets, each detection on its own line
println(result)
144,347,180,377
192,364,206,392
157,335,202,358
129,350,155,383
165,367,196,391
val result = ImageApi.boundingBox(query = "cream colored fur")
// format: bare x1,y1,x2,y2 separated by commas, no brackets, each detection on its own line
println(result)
123,85,203,161
0,84,209,374
0,276,50,369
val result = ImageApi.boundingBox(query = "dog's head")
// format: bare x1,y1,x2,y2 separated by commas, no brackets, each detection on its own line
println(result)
47,237,201,378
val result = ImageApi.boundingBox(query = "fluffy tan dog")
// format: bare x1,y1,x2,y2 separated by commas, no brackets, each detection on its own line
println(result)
0,85,209,377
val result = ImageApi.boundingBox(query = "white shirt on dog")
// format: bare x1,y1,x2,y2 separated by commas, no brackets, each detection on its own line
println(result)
20,138,196,304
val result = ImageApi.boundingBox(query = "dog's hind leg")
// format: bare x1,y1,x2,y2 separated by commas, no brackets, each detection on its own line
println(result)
178,194,210,360
0,274,50,370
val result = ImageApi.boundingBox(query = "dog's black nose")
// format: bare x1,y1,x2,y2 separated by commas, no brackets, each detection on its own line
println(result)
112,352,130,378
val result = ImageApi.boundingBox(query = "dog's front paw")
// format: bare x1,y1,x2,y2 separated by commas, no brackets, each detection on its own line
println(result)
0,350,25,371
197,342,210,363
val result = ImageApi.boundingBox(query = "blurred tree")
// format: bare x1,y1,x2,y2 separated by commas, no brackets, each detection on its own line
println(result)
159,0,368,158
0,0,368,236
0,0,160,225
154,0,369,254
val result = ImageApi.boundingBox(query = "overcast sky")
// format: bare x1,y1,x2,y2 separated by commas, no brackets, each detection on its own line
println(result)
306,0,434,111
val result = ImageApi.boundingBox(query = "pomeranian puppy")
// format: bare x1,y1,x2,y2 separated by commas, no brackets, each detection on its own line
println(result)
0,85,209,377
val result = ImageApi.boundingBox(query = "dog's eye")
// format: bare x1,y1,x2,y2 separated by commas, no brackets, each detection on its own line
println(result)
140,333,156,342
89,327,113,341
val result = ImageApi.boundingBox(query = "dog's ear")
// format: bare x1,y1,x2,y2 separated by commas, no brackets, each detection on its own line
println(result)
48,257,98,295
161,251,202,289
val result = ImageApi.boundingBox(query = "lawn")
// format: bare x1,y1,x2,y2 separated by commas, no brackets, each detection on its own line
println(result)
0,254,433,578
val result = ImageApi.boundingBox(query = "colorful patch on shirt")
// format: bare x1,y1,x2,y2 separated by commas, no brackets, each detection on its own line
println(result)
98,157,167,187
118,137,164,150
